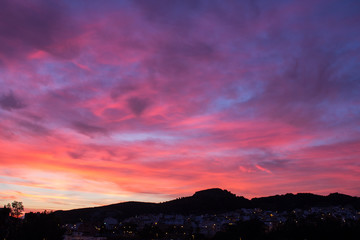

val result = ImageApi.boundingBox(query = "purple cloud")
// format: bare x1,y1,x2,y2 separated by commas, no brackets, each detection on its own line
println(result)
0,91,26,111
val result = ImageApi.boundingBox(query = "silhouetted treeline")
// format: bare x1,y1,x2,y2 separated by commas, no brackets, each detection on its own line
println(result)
0,207,11,238
0,209,64,240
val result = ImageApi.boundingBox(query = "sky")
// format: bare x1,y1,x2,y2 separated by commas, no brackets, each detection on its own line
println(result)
0,0,359,212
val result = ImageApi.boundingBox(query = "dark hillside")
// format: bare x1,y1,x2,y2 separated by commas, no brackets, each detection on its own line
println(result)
53,189,360,223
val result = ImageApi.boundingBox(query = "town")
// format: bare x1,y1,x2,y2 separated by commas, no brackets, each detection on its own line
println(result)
62,206,360,240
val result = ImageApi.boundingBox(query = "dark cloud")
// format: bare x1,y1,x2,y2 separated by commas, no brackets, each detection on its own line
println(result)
0,91,26,111
17,120,50,136
0,0,79,60
135,0,259,29
158,40,216,61
67,151,84,159
149,40,217,76
102,108,127,120
259,159,291,171
72,121,107,137
110,83,137,100
127,97,150,116
134,0,201,24
0,123,15,140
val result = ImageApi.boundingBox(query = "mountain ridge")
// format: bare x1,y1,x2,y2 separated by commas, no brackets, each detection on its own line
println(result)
53,188,360,223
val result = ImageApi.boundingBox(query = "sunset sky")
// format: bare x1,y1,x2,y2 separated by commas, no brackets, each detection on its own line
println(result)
1,0,359,212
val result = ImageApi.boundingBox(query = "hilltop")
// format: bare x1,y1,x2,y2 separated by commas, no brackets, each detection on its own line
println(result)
53,188,360,223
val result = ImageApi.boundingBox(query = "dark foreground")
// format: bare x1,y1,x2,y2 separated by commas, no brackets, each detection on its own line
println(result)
2,189,360,239
1,209,360,240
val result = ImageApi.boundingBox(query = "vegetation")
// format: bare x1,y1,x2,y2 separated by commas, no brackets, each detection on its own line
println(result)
5,201,24,218
0,203,64,240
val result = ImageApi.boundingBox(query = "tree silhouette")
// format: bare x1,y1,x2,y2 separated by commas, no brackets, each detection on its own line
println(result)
8,201,24,218
19,211,65,240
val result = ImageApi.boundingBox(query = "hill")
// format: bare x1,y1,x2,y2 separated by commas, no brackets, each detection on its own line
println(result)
53,188,360,223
